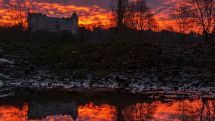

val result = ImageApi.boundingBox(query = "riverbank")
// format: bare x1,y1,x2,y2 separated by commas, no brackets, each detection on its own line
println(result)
1,31,215,98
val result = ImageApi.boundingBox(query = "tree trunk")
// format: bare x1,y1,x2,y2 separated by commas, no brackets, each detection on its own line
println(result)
203,30,209,42
138,31,142,41
180,33,185,41
117,0,123,30
212,28,215,42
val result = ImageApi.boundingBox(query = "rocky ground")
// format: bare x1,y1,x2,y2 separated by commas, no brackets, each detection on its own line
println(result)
1,32,215,99
1,56,215,99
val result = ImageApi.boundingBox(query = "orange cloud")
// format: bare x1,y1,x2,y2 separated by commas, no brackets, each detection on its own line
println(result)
0,0,202,32
0,1,114,29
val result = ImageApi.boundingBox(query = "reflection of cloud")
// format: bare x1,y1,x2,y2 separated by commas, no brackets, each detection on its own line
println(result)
0,99,214,121
0,104,28,121
122,100,215,121
78,103,117,121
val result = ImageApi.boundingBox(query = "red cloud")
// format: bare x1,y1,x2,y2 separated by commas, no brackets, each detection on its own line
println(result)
0,0,182,30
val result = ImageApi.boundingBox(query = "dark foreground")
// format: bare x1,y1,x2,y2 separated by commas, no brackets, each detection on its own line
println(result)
1,32,215,97
1,31,215,121
0,89,214,121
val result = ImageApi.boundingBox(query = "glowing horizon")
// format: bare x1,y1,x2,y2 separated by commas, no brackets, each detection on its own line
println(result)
0,0,185,30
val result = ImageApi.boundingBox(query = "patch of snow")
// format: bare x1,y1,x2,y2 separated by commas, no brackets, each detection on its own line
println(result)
0,80,3,87
0,58,14,64
0,93,15,98
0,74,12,80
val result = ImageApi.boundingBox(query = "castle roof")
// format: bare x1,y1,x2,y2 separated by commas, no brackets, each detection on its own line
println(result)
71,11,78,19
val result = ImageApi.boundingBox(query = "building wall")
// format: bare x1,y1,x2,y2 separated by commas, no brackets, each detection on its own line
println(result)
28,13,78,34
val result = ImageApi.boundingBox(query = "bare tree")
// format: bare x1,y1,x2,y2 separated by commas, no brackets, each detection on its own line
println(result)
110,0,157,33
172,5,193,40
126,0,157,31
110,0,129,30
9,0,29,29
124,0,157,40
182,0,215,42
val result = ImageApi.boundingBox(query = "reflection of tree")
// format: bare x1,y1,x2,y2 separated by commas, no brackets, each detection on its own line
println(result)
212,101,215,114
197,100,215,121
177,101,196,121
122,102,158,121
177,100,215,121
212,101,215,119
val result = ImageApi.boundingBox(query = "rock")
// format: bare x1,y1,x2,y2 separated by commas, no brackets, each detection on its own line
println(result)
0,58,14,64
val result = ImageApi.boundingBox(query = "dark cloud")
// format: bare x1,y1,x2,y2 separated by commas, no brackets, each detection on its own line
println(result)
32,0,110,9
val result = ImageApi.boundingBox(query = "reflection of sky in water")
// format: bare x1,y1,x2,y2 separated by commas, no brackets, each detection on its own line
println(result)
78,103,117,121
0,99,214,121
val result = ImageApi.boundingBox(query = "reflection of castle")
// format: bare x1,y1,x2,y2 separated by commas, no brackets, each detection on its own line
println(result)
27,12,78,35
28,101,78,120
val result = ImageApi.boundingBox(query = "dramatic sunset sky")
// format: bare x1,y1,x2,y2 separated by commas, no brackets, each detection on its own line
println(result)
0,0,179,29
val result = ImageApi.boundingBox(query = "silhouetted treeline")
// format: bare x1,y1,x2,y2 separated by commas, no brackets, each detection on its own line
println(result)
79,27,202,42
0,25,203,42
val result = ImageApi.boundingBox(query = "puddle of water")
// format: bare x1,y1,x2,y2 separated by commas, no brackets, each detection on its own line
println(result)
0,90,214,121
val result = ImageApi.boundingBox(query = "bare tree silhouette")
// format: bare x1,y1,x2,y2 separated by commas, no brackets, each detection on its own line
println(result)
123,0,157,40
182,0,215,42
110,0,129,30
171,5,193,40
110,0,157,32
126,0,157,31
8,0,29,29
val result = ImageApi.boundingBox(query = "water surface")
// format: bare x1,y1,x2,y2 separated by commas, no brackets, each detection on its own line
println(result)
0,89,214,121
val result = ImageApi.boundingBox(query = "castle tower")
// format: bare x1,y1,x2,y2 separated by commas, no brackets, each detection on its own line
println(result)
71,11,79,35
